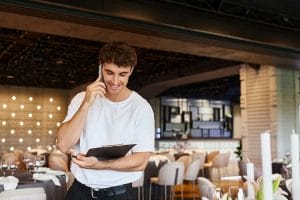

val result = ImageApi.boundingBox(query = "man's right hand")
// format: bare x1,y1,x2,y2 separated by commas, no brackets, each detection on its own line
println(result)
83,77,106,107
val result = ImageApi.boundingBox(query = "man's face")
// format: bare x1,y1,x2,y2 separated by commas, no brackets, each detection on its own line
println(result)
102,62,133,96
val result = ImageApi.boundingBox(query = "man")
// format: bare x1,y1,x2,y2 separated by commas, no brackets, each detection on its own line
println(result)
57,41,155,199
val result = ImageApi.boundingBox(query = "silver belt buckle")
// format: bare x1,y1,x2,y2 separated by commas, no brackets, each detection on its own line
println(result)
91,188,99,199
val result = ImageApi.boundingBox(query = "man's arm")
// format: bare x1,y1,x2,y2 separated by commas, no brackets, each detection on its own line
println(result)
72,152,150,171
56,102,90,153
57,77,106,153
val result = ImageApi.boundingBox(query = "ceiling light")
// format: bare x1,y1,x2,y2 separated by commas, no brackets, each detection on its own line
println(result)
56,58,64,64
2,104,7,109
29,97,33,101
6,75,14,79
11,96,16,100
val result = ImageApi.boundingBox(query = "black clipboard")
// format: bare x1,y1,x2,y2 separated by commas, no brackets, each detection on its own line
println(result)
86,144,136,160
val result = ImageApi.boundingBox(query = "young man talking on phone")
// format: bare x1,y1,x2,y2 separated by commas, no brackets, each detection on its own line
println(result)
57,41,154,200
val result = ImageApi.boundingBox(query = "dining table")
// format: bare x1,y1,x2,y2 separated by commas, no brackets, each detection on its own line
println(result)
0,170,67,200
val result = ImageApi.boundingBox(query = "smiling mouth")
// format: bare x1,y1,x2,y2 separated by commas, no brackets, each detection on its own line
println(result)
110,85,120,90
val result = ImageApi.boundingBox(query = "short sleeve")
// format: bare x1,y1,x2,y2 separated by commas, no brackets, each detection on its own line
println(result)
62,92,85,123
132,102,155,152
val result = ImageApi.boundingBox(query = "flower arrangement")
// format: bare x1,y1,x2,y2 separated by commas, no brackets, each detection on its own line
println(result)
256,174,288,200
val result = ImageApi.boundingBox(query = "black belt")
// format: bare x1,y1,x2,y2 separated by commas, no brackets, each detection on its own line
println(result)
75,179,130,199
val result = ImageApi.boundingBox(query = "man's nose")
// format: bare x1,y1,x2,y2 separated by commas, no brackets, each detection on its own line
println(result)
112,75,118,84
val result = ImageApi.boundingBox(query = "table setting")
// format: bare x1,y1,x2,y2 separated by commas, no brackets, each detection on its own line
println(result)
0,157,67,200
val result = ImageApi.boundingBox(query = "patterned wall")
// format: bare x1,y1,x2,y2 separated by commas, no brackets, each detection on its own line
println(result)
240,64,277,166
0,85,70,152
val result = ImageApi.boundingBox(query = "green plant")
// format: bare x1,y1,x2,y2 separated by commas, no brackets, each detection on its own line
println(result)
234,143,243,160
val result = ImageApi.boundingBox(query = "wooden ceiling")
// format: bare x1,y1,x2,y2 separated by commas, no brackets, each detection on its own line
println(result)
0,0,299,101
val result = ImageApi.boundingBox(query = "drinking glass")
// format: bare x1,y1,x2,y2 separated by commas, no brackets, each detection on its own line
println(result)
10,164,17,175
38,154,46,167
1,163,8,177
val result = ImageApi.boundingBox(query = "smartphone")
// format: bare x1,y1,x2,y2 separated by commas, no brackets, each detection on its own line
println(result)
98,63,103,82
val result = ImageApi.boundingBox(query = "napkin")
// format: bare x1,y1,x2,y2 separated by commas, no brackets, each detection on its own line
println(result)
33,173,61,186
46,169,68,183
0,176,19,190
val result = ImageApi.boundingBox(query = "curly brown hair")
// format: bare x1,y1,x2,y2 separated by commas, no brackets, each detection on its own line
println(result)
99,41,137,68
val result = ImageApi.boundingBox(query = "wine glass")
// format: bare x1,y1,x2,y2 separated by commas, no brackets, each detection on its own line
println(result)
10,163,17,175
38,154,46,167
1,163,9,177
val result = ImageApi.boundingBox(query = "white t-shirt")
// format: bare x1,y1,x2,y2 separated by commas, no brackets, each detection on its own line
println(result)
63,91,155,188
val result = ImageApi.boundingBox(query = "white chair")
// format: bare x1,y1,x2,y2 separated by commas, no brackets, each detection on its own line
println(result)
184,159,203,200
197,177,217,199
192,152,206,176
211,152,230,181
132,173,145,200
149,162,185,200
177,155,192,169
0,187,46,200
204,151,220,168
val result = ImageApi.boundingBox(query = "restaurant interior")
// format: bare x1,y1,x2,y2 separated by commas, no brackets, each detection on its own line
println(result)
0,0,300,199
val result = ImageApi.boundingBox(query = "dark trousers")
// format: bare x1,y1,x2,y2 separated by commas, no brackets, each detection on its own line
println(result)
65,179,134,200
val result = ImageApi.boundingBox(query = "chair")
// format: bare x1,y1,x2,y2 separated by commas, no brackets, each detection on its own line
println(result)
149,162,185,200
211,152,230,182
197,177,217,199
165,154,175,162
238,160,262,181
192,152,206,176
0,187,46,200
132,173,145,200
204,151,220,167
176,155,192,169
184,158,204,200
